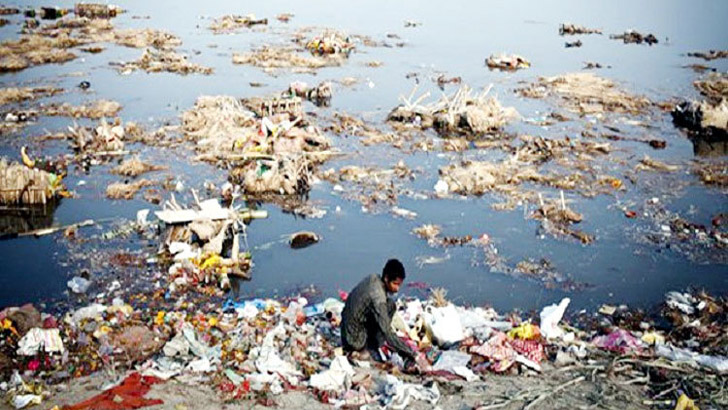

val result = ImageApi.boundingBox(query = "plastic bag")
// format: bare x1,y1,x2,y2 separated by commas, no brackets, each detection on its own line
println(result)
67,276,90,294
425,304,464,347
539,297,570,339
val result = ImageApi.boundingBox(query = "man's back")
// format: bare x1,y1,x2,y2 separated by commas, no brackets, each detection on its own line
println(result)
341,274,385,350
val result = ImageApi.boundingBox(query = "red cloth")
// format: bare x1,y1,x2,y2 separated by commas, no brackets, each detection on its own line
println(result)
63,372,164,410
508,338,546,363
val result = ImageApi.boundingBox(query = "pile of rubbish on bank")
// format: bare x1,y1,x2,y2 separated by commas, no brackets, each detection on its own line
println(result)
388,84,519,137
1,287,725,409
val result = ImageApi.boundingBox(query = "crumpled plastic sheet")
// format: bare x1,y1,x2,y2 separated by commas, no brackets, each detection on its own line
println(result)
16,328,64,356
656,344,728,373
252,323,302,386
592,328,643,354
379,374,440,410
433,350,477,381
62,372,163,410
12,394,42,409
162,332,190,357
67,304,107,326
309,355,354,391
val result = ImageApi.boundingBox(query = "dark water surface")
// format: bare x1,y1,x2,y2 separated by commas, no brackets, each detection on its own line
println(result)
1,0,727,311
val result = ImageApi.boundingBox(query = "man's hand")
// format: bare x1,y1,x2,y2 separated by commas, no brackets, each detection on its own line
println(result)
414,353,431,372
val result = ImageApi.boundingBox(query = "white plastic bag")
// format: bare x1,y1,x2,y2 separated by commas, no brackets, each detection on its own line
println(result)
539,298,570,340
425,304,464,346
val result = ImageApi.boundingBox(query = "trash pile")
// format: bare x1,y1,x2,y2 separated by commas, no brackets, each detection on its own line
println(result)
155,195,261,292
0,3,208,75
0,157,66,206
530,196,594,244
485,53,531,71
41,99,121,119
113,48,214,75
0,87,63,106
1,288,724,409
305,31,354,56
181,94,333,196
209,14,268,34
112,157,166,178
287,80,333,107
518,72,651,116
559,23,602,35
693,72,728,104
328,112,404,148
74,3,122,19
388,84,519,137
320,161,416,214
610,30,659,45
232,45,342,74
687,50,728,61
66,118,125,154
672,73,727,141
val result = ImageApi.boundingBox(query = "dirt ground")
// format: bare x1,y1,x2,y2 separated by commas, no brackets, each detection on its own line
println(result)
17,363,650,410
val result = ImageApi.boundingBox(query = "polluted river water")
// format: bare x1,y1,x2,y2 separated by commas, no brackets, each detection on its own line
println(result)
0,0,726,314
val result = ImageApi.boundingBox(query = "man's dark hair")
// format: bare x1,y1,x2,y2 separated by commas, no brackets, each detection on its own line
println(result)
382,258,406,282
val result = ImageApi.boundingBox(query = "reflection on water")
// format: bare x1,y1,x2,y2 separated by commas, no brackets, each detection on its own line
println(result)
691,135,728,157
0,200,59,237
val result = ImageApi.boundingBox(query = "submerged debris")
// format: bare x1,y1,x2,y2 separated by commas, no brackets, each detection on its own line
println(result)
559,24,602,35
565,40,582,48
687,50,728,61
74,3,122,19
42,99,121,119
518,72,651,116
635,156,680,173
114,48,213,75
232,46,338,73
0,35,77,72
209,14,267,34
693,72,728,104
531,197,594,244
610,30,658,45
695,162,728,187
112,157,166,177
0,86,62,106
106,179,154,200
485,53,530,71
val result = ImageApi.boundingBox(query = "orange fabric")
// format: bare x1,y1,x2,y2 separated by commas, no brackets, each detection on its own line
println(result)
63,372,163,410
